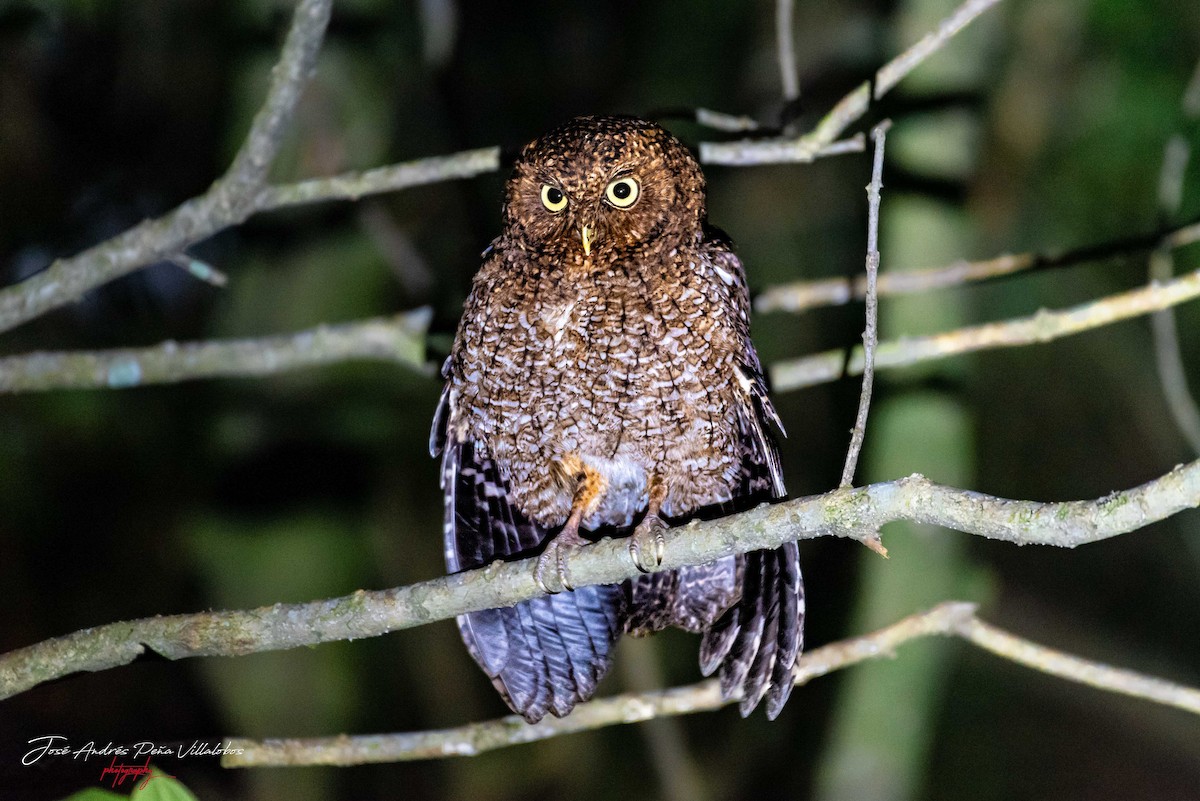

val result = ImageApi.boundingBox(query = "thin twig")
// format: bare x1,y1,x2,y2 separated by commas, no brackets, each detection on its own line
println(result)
776,0,800,103
771,267,1200,392
1148,56,1200,455
957,616,1200,714
0,310,432,394
754,218,1200,314
840,121,889,488
3,459,1198,700
0,0,334,336
700,0,1003,165
873,0,1000,98
757,253,1030,314
221,601,1200,767
693,108,761,133
1149,254,1200,452
253,147,502,211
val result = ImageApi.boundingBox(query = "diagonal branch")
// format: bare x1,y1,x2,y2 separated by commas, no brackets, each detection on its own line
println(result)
699,0,1003,165
219,600,1200,767
2,460,1198,701
253,147,502,211
0,0,334,336
958,615,1200,712
224,603,980,766
223,0,332,202
771,266,1200,392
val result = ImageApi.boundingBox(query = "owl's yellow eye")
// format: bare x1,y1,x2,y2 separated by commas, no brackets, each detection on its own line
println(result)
540,185,568,213
605,177,640,208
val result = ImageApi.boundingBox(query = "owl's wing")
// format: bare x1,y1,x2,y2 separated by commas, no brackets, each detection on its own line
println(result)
431,377,626,723
702,244,804,719
677,387,801,719
623,359,802,719
624,241,803,718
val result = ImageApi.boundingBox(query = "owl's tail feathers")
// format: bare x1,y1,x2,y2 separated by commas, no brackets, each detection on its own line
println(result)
457,584,626,723
441,436,627,723
699,541,804,719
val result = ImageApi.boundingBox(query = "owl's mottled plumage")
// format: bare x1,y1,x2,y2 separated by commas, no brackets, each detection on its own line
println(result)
431,115,804,722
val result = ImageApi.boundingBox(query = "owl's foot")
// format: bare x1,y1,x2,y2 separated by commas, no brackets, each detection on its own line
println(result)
628,514,667,573
538,458,608,593
534,526,590,594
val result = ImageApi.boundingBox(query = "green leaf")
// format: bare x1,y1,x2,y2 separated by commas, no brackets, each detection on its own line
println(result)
129,768,200,801
55,790,125,801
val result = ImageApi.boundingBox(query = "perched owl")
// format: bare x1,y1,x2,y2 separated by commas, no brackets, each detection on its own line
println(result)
431,115,803,722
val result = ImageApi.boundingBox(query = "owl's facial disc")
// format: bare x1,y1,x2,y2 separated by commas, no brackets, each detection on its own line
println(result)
504,116,707,259
580,175,640,255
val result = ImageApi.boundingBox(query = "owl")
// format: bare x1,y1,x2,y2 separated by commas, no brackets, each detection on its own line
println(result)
431,115,803,722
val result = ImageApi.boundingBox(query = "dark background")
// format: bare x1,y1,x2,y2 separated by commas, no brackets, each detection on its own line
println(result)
1,0,1199,799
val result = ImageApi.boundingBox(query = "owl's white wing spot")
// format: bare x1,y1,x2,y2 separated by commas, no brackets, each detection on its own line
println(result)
733,364,786,497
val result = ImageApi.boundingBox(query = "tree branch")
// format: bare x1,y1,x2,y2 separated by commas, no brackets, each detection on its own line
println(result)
5,246,1199,397
754,217,1200,314
3,460,1198,701
1149,56,1200,454
957,615,1200,713
873,0,999,98
770,266,1200,392
1150,250,1200,454
0,0,334,336
3,219,1194,398
775,0,800,104
692,108,762,133
220,600,1200,767
252,147,502,211
0,310,431,393
840,121,889,488
699,0,1003,166
0,0,992,339
223,0,332,201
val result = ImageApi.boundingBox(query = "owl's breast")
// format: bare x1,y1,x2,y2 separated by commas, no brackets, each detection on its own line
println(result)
456,253,746,526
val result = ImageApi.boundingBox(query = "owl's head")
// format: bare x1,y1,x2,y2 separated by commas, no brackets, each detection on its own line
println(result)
503,115,706,261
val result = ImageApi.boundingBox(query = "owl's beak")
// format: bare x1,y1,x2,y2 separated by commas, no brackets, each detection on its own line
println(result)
581,224,594,256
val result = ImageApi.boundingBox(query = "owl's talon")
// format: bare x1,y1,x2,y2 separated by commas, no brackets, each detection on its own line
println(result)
629,515,667,573
558,552,576,592
533,554,561,595
534,527,589,593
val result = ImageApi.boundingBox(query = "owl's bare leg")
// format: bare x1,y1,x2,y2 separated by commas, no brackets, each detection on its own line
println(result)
629,477,668,573
535,457,607,594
